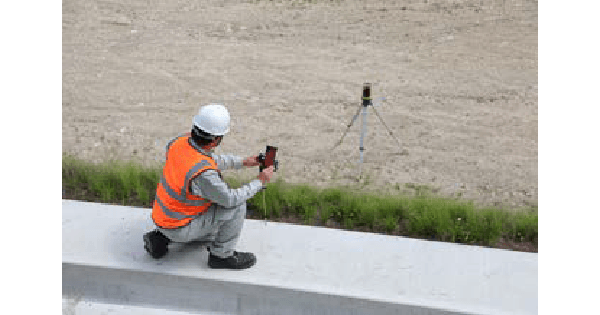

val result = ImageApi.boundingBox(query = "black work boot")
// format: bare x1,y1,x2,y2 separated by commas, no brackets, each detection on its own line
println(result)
143,230,171,259
208,251,257,270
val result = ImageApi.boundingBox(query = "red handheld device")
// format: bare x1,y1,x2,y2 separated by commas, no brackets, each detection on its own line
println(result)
258,145,278,173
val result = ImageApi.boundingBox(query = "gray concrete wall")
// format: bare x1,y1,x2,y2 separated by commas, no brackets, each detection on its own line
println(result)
62,200,537,315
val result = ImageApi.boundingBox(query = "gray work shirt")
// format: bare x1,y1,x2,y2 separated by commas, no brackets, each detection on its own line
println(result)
166,135,265,220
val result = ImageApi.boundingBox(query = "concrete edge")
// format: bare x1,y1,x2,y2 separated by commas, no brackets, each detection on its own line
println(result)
63,261,480,315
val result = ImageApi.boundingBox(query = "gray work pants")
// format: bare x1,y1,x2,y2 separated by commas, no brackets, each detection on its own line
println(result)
157,202,246,258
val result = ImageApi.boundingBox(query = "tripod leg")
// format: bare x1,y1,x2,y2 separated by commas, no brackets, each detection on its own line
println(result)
332,103,363,150
359,104,368,176
371,106,408,155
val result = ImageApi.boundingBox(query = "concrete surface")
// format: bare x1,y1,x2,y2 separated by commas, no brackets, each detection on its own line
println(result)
62,200,537,315
62,298,219,315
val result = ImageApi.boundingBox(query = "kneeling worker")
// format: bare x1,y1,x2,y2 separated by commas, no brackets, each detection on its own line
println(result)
143,104,275,270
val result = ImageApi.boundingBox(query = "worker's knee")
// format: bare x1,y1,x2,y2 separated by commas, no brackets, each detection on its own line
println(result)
229,202,246,218
217,202,246,221
239,202,247,217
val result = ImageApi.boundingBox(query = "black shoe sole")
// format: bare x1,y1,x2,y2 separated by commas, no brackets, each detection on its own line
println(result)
144,233,168,259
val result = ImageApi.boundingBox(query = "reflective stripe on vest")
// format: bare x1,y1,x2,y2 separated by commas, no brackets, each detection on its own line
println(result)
155,197,199,220
159,176,210,207
182,160,212,196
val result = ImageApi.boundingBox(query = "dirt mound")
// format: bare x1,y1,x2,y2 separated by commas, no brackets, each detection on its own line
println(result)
63,0,538,210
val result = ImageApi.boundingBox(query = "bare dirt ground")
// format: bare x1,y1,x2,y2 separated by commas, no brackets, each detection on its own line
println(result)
63,0,538,211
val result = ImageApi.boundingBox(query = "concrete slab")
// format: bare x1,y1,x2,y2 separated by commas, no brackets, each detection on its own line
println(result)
62,200,537,315
62,298,217,315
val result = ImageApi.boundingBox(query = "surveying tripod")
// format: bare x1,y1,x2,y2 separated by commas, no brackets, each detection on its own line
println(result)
332,83,407,176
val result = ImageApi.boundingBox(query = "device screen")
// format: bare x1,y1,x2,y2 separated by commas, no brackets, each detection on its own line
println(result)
265,146,278,166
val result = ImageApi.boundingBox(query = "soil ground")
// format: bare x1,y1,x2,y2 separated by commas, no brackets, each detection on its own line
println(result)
62,0,538,211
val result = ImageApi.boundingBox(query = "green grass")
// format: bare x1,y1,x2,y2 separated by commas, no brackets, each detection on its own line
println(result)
62,154,537,251
62,154,161,207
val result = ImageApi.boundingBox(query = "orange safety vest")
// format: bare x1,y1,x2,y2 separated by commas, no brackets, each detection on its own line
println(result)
152,134,221,229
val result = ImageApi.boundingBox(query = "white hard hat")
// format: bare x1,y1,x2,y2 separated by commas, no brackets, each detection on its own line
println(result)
192,104,230,136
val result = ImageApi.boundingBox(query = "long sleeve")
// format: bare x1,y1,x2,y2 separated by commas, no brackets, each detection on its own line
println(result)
211,154,244,171
190,169,264,208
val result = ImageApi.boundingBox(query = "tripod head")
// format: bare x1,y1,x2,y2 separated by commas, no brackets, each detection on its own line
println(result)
362,83,373,106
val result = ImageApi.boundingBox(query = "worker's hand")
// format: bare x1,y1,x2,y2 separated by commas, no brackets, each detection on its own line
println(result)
243,155,260,167
257,165,275,185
